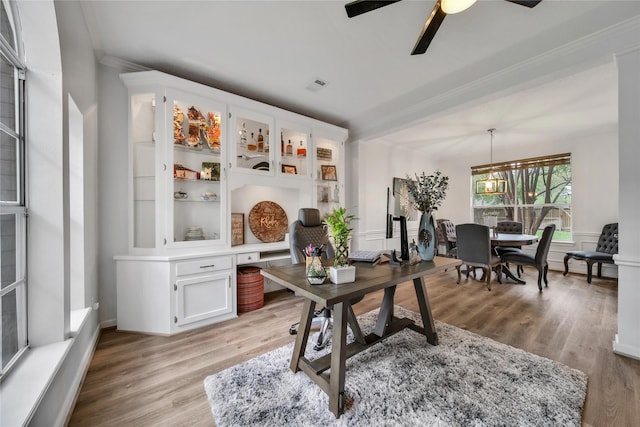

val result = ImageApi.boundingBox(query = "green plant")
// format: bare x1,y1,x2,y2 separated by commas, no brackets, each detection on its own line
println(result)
323,207,356,268
405,170,449,214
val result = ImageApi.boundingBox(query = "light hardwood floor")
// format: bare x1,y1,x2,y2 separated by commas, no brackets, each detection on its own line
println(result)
68,267,639,426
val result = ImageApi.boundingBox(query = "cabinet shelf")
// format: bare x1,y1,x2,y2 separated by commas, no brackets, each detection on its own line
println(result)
173,199,220,203
173,143,221,155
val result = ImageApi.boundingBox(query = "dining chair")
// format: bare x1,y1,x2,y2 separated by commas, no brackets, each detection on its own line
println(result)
500,224,556,292
454,223,503,291
437,219,457,258
495,220,524,277
563,222,618,283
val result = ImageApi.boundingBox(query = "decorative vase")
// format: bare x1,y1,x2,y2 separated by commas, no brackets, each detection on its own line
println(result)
417,212,436,261
306,247,327,285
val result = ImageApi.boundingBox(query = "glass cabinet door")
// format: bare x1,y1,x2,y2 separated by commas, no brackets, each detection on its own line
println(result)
230,107,274,174
277,121,312,179
314,133,343,218
130,91,160,250
168,91,226,247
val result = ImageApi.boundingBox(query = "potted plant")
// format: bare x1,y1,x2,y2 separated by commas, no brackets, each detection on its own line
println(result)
405,170,449,261
324,207,357,284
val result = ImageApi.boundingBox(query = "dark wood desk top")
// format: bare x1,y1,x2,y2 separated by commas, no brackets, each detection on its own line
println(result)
261,256,461,307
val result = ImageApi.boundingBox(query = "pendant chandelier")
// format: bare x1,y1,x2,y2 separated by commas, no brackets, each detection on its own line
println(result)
475,128,506,195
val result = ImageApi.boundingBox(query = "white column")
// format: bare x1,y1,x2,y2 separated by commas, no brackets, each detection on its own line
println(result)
613,46,640,360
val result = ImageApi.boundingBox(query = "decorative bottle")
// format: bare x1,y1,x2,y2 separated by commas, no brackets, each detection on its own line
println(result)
248,132,257,151
240,122,247,145
297,140,306,157
286,139,293,156
264,129,270,153
257,128,264,152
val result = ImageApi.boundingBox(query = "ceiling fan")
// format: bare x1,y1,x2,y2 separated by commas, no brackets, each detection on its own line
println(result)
345,0,543,55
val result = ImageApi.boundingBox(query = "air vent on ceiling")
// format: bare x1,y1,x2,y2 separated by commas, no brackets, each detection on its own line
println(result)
306,78,328,92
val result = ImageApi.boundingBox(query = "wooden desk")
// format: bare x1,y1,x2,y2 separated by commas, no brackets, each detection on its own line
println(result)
261,256,461,418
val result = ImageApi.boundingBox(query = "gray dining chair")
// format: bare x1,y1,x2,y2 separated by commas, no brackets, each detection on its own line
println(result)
563,222,618,283
495,220,524,277
454,223,503,291
500,224,556,292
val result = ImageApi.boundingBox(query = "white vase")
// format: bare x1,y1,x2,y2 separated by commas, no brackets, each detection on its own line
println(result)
329,265,356,284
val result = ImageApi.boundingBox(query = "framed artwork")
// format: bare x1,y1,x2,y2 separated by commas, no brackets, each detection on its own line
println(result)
200,162,220,181
321,165,337,181
282,164,297,174
392,177,419,221
231,213,244,246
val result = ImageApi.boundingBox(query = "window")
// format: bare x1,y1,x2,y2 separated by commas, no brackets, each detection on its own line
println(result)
1,0,27,380
472,153,572,240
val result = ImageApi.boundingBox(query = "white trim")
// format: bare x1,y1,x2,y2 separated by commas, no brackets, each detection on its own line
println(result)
613,334,640,361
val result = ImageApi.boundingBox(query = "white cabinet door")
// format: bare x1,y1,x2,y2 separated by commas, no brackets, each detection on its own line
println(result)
166,89,228,249
175,272,232,326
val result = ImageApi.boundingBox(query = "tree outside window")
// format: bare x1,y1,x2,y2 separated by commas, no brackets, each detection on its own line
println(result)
472,153,572,240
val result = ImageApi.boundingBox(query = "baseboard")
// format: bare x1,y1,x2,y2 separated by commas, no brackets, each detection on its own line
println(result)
101,318,117,328
613,334,640,360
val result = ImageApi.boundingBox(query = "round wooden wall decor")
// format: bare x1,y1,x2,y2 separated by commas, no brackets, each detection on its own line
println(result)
248,201,288,243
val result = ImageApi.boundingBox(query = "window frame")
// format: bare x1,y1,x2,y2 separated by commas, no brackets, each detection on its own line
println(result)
471,153,572,239
1,0,28,381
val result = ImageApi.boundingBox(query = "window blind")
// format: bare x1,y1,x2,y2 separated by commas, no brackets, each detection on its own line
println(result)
471,152,571,176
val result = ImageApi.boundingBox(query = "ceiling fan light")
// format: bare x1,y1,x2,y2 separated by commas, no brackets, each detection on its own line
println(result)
441,0,477,14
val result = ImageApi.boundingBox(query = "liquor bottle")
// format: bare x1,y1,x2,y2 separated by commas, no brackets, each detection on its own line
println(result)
257,128,264,152
240,122,247,145
264,129,270,153
281,132,284,156
334,184,340,202
248,132,257,151
297,140,306,157
286,139,293,156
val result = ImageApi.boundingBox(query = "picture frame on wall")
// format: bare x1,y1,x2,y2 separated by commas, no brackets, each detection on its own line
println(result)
321,165,337,181
201,162,220,181
392,177,419,221
231,213,244,246
282,164,297,174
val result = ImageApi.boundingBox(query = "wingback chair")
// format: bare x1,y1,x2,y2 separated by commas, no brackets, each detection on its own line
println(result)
501,224,556,292
563,223,618,283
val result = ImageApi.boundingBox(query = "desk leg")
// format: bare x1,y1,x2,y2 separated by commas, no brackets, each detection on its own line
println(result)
413,276,438,345
375,285,396,336
329,301,347,418
290,299,315,373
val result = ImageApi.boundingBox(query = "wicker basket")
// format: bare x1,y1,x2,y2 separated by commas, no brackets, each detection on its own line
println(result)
237,266,264,313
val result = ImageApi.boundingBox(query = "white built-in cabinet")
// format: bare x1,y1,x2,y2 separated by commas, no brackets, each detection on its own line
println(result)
115,71,347,334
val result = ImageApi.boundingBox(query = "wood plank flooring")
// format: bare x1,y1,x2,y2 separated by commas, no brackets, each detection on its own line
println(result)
68,267,639,426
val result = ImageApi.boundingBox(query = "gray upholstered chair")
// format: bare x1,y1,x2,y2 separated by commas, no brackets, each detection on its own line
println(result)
454,223,503,291
437,219,457,258
288,208,362,350
501,224,556,292
563,223,618,283
495,220,524,276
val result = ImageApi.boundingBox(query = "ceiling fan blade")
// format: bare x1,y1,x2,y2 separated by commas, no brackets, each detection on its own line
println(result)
411,1,446,55
345,0,402,18
504,0,543,8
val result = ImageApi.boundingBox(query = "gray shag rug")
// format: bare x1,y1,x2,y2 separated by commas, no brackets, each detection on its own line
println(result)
204,306,587,426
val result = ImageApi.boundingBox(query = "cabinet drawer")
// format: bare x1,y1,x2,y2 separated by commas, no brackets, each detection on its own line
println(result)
237,252,260,265
175,256,233,276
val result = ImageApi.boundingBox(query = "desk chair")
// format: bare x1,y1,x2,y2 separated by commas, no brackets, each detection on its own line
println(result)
455,223,503,291
288,208,363,350
501,224,556,292
563,222,618,283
